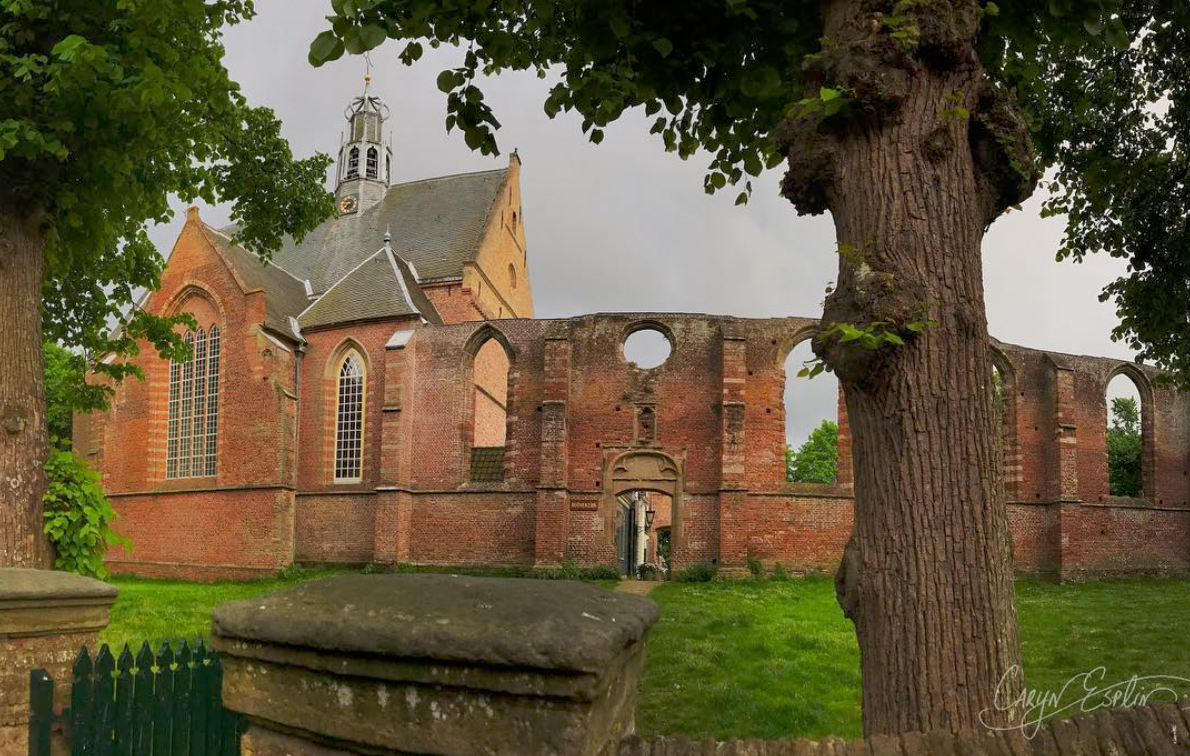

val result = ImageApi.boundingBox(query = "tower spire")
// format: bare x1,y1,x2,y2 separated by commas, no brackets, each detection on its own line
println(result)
334,64,393,215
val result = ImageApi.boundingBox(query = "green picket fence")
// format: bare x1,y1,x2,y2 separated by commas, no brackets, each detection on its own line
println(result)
29,639,245,756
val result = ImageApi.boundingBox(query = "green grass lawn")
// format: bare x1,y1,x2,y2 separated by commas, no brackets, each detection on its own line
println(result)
100,572,1190,743
636,576,1190,741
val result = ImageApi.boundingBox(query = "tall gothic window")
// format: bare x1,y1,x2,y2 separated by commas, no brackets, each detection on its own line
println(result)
335,353,365,482
346,146,360,179
167,326,220,478
366,147,379,179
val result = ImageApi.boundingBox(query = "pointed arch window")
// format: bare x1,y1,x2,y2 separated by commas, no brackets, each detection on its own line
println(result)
366,146,379,179
335,353,365,482
346,146,360,179
167,325,220,479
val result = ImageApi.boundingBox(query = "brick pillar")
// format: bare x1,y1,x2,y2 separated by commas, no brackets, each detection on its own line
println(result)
0,569,117,754
718,329,749,576
1048,356,1082,580
835,387,854,494
213,574,658,756
375,331,415,563
535,336,571,567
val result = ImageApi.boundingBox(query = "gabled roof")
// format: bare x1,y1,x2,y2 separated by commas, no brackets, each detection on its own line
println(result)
201,226,309,339
298,246,442,330
251,168,509,294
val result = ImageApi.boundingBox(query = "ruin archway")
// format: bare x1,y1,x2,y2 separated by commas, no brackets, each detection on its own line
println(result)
601,449,685,566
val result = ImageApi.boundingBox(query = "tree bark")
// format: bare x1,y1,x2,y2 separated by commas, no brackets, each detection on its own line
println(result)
779,0,1038,736
0,202,52,569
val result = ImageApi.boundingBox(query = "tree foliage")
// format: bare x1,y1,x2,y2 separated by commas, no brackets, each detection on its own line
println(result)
43,340,107,449
2,0,336,385
42,448,128,578
1107,396,1142,497
311,0,1190,384
786,419,839,484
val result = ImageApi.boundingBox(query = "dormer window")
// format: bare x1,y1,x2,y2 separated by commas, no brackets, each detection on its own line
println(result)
346,146,360,179
366,147,379,179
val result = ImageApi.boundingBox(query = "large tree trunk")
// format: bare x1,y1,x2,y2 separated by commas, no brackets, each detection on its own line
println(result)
780,0,1039,736
0,203,52,569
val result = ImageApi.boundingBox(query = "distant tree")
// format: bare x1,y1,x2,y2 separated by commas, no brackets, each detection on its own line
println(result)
786,420,839,484
313,0,1190,735
1107,396,1142,497
42,340,110,451
1,0,336,568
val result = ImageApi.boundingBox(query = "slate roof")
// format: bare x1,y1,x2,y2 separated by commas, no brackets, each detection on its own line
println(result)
202,226,308,339
206,166,505,335
251,168,509,294
298,247,442,330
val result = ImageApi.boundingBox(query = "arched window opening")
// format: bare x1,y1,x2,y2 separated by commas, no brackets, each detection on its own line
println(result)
167,325,220,479
509,263,517,289
366,146,379,179
1106,372,1144,497
346,146,360,179
386,155,391,182
623,327,672,369
470,337,510,482
335,353,365,482
783,340,839,484
990,358,1015,497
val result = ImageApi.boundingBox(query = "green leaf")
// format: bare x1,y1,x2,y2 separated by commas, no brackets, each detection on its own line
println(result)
819,87,841,101
652,37,673,58
51,35,87,61
358,24,388,52
309,31,345,65
437,69,459,93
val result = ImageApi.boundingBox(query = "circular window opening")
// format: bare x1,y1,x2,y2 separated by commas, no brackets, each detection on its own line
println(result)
623,327,672,369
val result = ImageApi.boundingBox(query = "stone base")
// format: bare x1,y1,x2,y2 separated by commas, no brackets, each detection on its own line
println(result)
0,569,116,756
214,574,658,756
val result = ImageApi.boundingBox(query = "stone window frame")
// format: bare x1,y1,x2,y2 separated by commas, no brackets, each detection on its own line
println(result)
366,146,379,179
618,319,675,371
333,349,367,484
166,324,221,480
775,326,841,491
1103,363,1156,503
346,146,360,180
460,325,515,487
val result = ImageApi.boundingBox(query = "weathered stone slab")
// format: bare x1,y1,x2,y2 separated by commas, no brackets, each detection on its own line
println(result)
213,574,658,756
0,568,116,754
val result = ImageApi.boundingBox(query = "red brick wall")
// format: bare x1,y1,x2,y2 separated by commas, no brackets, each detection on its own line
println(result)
90,288,1190,580
83,214,301,580
407,492,536,565
294,494,376,564
106,488,294,579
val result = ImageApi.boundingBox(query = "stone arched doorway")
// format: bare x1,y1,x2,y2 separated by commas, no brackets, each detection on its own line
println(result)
601,449,685,574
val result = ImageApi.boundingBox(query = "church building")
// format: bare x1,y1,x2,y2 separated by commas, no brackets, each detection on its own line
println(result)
76,86,1190,582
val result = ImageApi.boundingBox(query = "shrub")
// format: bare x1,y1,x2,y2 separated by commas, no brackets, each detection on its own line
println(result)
675,563,718,582
770,562,790,581
42,450,130,578
746,556,763,577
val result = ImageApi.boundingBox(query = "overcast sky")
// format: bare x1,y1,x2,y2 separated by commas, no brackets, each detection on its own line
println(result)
150,1,1141,447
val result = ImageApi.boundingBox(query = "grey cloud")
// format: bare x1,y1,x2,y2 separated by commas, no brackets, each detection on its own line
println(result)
146,0,1137,446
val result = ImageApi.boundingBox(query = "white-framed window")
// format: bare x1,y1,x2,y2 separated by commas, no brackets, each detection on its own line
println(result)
335,353,365,482
366,146,379,179
167,325,220,479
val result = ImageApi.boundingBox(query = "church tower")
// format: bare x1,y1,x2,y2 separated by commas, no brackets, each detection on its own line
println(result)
335,74,392,216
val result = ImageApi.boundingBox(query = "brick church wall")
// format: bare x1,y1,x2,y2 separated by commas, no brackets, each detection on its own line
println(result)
79,213,301,580
88,277,1190,579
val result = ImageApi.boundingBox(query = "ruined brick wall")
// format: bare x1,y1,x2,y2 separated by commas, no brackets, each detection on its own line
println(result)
90,297,1190,579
